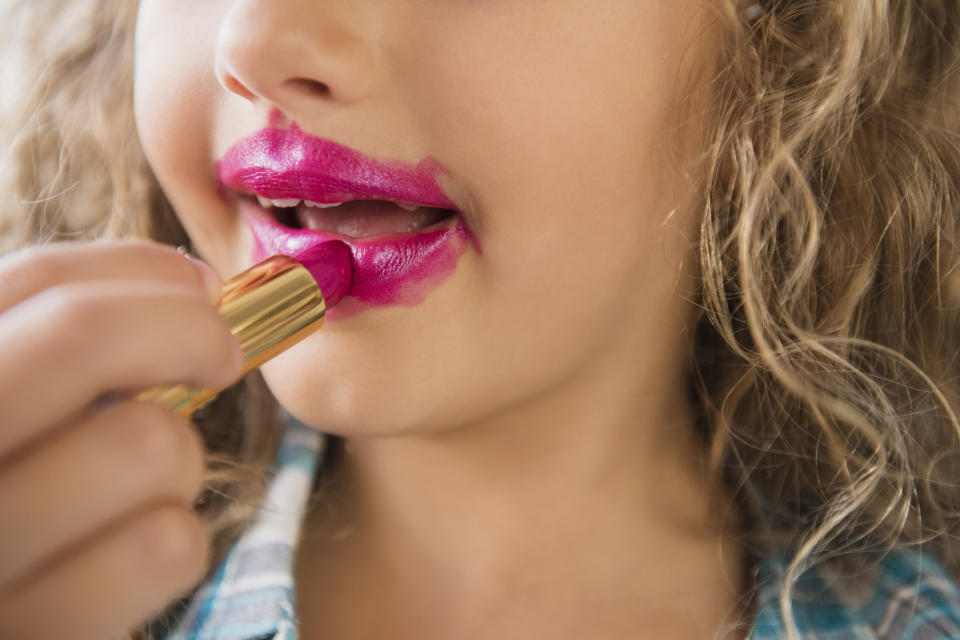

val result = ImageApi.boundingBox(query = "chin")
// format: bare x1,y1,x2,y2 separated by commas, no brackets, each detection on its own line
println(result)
259,359,432,439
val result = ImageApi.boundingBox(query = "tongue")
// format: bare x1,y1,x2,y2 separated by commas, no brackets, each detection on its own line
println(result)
295,201,451,238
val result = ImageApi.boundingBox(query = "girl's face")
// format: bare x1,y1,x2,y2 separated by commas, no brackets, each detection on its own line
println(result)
134,2,719,435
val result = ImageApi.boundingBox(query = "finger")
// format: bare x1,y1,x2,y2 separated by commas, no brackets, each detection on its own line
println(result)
0,280,243,457
0,504,210,640
0,401,205,588
0,239,222,314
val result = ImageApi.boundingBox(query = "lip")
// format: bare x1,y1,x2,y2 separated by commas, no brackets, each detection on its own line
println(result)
218,124,478,319
219,122,458,208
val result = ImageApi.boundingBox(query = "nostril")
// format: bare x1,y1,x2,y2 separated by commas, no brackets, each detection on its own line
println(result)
288,78,330,98
221,73,257,101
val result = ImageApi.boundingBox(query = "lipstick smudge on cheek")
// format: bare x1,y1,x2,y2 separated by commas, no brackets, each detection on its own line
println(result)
352,224,466,302
328,220,472,320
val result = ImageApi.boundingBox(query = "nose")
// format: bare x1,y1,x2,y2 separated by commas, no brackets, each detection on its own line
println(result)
214,0,380,113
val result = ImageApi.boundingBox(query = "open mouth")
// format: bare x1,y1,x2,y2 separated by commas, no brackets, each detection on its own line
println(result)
246,194,457,240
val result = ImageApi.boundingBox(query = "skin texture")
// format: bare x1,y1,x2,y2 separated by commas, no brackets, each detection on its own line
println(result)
135,2,746,638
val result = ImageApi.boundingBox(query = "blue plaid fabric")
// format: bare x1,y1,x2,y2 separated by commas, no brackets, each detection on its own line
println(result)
161,416,960,640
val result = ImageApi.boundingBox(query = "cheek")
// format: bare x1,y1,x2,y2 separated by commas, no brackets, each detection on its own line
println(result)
400,6,694,303
425,103,682,345
134,3,225,247
135,3,215,151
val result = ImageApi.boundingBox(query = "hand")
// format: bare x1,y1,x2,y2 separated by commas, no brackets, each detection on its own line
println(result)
0,240,243,640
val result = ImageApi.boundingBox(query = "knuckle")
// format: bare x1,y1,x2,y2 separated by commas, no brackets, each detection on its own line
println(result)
0,246,56,296
15,286,100,363
135,505,210,588
36,285,104,334
100,402,205,500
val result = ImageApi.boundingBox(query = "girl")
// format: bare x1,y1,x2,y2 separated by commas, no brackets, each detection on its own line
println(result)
1,1,959,638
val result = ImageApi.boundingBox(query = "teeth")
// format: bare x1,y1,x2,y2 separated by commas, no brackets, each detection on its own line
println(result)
256,196,302,208
304,200,345,209
257,195,424,212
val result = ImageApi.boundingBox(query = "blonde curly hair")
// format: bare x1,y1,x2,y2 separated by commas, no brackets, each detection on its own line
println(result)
2,1,959,637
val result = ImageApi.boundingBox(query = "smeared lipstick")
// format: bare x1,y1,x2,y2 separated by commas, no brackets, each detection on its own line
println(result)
218,123,478,318
243,203,471,318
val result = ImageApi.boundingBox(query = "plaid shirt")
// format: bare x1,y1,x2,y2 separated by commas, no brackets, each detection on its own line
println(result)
158,416,960,640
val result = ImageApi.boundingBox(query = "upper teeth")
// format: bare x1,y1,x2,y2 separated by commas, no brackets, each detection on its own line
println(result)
256,195,422,211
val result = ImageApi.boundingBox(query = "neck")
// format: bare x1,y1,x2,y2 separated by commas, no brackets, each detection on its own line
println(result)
297,331,747,637
340,366,713,574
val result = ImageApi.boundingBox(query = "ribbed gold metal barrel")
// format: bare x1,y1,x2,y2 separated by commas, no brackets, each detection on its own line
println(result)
136,255,326,418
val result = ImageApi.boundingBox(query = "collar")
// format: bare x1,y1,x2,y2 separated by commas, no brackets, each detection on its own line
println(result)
163,415,323,640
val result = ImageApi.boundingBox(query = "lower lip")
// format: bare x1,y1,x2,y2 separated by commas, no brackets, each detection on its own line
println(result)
241,200,477,319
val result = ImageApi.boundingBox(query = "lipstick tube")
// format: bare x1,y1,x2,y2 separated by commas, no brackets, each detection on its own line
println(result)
135,255,327,418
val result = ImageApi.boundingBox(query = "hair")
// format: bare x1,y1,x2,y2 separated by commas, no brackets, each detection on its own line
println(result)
1,1,959,638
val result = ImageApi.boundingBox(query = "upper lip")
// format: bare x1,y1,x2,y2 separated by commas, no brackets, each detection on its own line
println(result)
217,123,458,211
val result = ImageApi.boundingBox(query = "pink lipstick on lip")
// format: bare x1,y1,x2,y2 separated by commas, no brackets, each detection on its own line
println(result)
218,123,477,318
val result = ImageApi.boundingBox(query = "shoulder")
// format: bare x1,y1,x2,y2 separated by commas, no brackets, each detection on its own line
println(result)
751,547,960,639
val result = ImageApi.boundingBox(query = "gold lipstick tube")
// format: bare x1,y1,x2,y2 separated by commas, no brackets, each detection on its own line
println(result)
136,255,326,418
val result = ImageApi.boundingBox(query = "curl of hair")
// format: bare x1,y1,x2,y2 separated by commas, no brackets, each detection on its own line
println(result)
693,0,960,635
1,1,959,638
